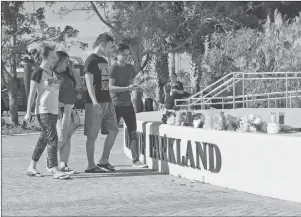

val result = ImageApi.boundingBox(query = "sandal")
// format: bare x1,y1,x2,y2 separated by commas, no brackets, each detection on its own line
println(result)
85,166,105,173
61,166,77,174
97,163,115,172
27,171,44,177
53,171,70,180
46,167,52,173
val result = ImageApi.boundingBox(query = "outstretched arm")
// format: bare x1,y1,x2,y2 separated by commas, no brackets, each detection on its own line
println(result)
108,65,136,92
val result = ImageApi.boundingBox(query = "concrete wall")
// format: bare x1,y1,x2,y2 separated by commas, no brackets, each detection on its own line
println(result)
124,110,301,203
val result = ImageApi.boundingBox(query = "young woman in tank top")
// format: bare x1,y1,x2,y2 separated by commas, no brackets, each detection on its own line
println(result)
24,45,70,180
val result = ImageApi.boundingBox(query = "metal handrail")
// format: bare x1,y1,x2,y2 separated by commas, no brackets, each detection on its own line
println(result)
184,72,235,100
202,77,241,104
188,73,241,106
175,71,301,109
198,90,301,100
176,95,300,107
235,72,301,75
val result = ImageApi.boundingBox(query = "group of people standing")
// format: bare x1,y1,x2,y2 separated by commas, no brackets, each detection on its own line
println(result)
24,33,147,180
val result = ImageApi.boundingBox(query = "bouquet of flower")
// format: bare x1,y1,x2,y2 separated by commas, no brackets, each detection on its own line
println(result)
192,112,205,128
175,111,191,126
237,114,264,133
132,72,145,86
224,113,240,131
161,109,176,124
203,112,226,131
132,73,159,105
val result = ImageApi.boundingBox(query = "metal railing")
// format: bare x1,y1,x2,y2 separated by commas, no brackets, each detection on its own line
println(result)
175,71,301,109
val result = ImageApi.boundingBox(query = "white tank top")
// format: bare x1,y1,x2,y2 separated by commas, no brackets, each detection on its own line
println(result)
35,69,60,115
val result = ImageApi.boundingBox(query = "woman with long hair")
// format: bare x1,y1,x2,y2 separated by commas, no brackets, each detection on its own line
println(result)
53,51,82,174
24,45,70,179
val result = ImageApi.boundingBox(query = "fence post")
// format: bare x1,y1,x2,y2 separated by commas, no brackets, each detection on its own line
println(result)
201,92,204,110
286,72,288,108
222,98,224,109
242,71,245,108
290,92,292,108
268,94,270,108
232,72,236,109
187,98,193,126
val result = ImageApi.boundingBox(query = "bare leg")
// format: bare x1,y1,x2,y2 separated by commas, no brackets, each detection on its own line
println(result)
99,130,118,164
57,106,72,168
27,160,38,173
86,138,97,169
59,120,76,168
60,137,71,168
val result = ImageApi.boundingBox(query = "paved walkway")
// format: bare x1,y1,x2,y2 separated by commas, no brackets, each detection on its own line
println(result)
2,129,301,216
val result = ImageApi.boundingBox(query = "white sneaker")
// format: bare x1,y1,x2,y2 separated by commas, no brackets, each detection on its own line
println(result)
133,161,148,168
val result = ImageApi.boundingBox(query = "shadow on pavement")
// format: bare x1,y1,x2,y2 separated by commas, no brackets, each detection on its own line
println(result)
72,168,166,179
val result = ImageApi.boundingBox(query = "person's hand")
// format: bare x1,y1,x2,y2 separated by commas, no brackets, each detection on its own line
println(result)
128,84,139,91
75,85,83,91
93,102,102,116
134,85,145,91
24,112,32,122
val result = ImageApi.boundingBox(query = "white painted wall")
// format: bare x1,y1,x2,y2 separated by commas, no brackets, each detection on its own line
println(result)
124,113,301,203
174,52,191,73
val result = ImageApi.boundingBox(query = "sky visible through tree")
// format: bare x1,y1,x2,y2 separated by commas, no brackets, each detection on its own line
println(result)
24,1,110,60
23,1,190,69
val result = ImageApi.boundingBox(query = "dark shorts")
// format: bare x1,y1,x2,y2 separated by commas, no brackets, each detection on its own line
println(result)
84,102,119,140
115,105,137,133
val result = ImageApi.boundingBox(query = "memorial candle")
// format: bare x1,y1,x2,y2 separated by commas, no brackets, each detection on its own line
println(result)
271,112,276,123
279,112,285,124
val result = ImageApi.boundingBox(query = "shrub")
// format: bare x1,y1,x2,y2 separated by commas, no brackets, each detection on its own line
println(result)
200,10,301,108
1,117,41,135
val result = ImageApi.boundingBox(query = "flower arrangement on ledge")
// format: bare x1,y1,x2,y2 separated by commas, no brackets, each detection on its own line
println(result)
237,114,267,133
160,110,296,134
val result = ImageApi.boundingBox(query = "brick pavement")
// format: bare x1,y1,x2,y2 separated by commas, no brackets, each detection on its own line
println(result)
2,129,301,216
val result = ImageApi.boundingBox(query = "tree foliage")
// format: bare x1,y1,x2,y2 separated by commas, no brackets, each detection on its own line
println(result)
200,10,301,108
53,1,301,110
1,1,84,124
1,2,85,68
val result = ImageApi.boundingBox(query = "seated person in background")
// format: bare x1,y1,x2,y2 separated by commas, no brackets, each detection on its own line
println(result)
164,73,190,110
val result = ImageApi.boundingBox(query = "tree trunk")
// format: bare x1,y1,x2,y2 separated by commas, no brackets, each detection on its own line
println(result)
169,52,176,75
194,61,203,95
23,61,34,106
8,77,19,125
9,32,19,125
155,54,169,104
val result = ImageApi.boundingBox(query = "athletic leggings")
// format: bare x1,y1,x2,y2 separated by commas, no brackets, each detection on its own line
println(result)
32,113,58,168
